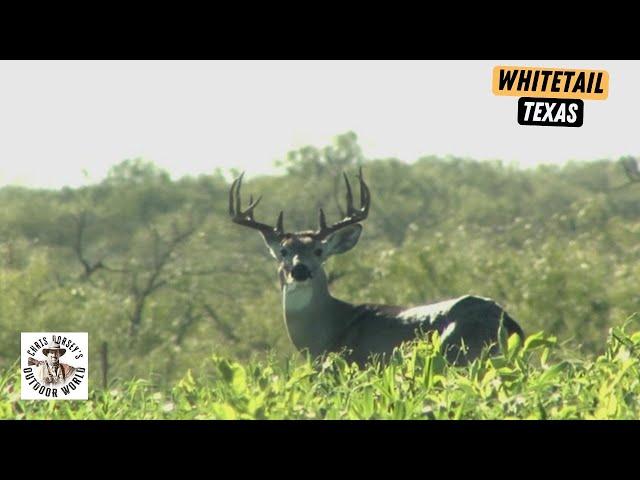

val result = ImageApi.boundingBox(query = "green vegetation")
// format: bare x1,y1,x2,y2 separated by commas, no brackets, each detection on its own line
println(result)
2,319,639,419
1,132,639,419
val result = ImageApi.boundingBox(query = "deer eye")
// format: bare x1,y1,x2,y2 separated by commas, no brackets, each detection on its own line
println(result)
314,248,323,257
280,248,288,257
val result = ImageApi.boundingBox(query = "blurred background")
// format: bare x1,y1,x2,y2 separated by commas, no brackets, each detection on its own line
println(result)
1,61,638,386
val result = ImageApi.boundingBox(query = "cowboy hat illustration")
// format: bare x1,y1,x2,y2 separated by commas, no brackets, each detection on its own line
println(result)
27,340,71,367
42,341,66,357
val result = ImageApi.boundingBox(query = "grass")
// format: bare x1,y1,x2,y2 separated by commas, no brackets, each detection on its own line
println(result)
2,315,639,420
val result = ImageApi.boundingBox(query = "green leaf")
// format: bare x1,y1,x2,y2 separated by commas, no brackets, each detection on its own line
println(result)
524,332,556,352
537,361,568,384
507,333,522,359
498,316,508,355
217,359,234,383
175,369,196,394
231,364,247,395
211,402,237,420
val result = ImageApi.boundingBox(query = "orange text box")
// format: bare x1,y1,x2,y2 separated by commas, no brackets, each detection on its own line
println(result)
492,66,609,100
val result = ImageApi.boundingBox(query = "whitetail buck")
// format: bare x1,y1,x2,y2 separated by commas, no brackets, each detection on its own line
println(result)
229,168,524,367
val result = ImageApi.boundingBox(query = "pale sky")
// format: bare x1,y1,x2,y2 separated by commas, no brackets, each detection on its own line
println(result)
0,60,637,189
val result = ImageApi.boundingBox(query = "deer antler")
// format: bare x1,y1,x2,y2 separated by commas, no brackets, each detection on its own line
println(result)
314,167,370,240
229,172,285,242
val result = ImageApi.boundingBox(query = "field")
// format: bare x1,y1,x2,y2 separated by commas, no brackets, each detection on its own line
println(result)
2,320,639,419
1,133,639,419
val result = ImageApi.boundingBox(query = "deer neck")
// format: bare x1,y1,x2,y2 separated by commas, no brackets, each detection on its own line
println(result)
281,268,353,357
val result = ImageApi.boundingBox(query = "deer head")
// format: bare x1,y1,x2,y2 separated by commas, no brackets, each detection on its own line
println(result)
229,168,371,287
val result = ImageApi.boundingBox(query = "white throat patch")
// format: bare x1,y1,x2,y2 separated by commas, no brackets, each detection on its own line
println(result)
283,281,313,312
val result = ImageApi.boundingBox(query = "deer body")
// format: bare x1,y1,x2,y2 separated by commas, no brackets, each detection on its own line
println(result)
281,262,522,365
229,169,524,367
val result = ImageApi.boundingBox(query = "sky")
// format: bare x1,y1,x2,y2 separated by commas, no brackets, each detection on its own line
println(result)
0,60,637,189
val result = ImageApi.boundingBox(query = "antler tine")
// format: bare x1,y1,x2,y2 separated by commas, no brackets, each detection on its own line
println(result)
234,171,244,215
357,166,370,214
228,174,240,216
343,172,354,215
276,211,284,234
228,172,284,241
318,208,327,230
246,195,263,219
358,167,365,206
314,168,371,240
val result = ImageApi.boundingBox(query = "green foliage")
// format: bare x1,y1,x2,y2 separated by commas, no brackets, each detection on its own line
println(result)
2,320,639,419
1,133,639,399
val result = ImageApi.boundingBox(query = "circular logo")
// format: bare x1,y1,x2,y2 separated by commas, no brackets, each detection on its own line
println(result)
21,333,88,400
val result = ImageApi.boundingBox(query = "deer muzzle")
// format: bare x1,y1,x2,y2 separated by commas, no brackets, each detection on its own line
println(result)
291,263,312,282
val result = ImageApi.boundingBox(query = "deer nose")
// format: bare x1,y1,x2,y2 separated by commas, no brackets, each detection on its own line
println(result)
291,263,311,281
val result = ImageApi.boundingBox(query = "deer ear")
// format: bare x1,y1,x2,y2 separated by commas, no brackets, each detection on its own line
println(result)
323,224,362,256
259,232,281,260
